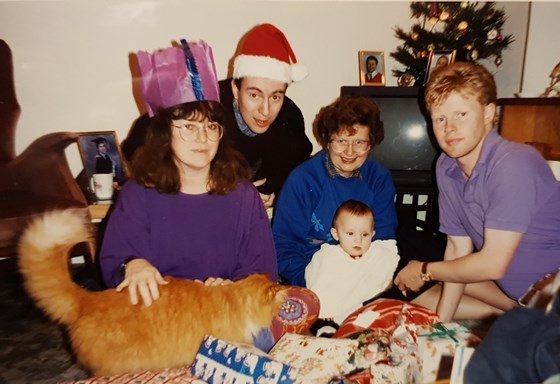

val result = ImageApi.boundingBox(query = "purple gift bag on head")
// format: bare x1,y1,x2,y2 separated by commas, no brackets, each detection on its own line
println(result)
182,40,220,103
136,40,220,117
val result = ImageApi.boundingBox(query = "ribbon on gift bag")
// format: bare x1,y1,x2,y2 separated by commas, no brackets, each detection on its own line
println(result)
137,40,220,117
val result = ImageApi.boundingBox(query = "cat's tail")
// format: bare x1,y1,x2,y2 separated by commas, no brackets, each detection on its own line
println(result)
18,209,94,325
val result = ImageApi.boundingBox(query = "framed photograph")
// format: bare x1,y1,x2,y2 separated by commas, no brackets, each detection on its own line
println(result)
425,50,457,83
359,51,386,86
77,131,127,186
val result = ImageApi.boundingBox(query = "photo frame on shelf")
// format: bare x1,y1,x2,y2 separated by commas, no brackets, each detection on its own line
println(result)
425,50,457,84
76,131,127,186
359,51,386,86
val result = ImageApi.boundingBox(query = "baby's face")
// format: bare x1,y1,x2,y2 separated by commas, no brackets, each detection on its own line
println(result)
332,212,374,258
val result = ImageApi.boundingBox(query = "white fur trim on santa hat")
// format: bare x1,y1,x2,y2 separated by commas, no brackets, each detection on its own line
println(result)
233,54,308,84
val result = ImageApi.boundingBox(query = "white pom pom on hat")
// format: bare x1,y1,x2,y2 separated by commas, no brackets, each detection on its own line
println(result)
233,23,308,84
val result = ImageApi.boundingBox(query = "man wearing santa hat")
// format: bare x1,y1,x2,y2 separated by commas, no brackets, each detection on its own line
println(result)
122,24,312,208
219,23,312,208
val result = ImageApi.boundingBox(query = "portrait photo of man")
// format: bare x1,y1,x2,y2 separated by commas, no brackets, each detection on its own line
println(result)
425,50,456,84
77,132,127,185
92,137,115,175
359,51,386,86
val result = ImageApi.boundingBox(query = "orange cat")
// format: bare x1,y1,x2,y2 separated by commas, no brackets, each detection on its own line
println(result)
18,210,288,376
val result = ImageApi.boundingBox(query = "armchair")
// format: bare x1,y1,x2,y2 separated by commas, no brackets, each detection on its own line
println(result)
0,39,92,259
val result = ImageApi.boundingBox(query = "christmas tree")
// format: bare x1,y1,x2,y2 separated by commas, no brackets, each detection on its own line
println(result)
391,2,514,85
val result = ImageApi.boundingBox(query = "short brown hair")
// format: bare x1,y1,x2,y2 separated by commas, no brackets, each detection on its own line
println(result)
332,200,374,228
424,62,497,112
131,100,251,194
313,95,384,149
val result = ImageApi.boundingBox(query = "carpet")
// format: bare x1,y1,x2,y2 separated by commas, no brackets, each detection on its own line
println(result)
0,258,91,384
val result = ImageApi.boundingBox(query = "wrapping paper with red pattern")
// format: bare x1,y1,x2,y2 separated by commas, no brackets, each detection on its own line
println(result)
59,365,200,384
333,299,440,338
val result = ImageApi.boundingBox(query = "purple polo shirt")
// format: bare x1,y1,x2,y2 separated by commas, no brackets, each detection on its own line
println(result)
437,128,560,299
100,181,278,288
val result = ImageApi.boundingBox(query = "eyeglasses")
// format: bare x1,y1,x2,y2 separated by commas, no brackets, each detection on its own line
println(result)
329,138,371,153
172,122,223,142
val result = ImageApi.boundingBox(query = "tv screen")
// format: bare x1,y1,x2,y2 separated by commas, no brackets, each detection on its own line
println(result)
340,86,441,191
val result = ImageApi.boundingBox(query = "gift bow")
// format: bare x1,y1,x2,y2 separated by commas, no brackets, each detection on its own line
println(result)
419,323,459,344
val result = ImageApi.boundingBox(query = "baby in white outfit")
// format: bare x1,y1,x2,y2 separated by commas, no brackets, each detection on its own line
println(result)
305,200,400,330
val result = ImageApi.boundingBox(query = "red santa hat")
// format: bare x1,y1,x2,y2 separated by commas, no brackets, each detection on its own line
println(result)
233,24,308,84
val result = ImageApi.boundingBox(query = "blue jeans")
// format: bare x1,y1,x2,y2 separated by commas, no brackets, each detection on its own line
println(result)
465,295,560,383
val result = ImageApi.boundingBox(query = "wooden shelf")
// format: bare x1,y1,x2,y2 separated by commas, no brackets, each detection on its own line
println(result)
88,204,111,221
498,98,560,160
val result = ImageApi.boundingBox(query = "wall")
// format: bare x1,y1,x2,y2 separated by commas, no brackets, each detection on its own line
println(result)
521,2,560,95
0,1,533,174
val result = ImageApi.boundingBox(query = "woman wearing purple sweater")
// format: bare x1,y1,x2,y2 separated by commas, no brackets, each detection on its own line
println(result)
99,99,278,307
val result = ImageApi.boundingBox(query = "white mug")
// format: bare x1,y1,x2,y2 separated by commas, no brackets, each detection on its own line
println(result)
91,173,114,201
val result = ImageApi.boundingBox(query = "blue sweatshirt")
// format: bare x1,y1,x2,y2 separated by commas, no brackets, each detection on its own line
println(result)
272,151,397,287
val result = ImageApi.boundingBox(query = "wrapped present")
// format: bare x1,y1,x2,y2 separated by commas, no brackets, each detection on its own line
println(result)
449,346,475,384
345,329,393,370
416,322,480,383
342,304,423,383
269,333,359,383
190,335,298,384
60,366,201,384
345,367,372,384
334,299,440,338
370,354,421,384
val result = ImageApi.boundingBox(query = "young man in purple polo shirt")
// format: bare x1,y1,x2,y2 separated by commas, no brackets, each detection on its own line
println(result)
394,62,560,321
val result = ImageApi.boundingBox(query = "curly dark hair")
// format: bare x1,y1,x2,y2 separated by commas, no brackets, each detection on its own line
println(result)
313,95,384,149
131,100,251,195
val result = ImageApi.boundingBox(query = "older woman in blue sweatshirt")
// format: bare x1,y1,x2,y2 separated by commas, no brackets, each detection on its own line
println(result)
272,95,398,287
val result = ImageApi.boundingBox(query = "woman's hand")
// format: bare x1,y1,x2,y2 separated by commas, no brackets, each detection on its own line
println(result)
116,258,168,307
195,277,234,286
198,277,234,287
394,260,425,293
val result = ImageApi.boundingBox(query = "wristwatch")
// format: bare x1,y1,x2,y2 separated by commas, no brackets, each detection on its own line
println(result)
420,262,433,282
119,258,136,277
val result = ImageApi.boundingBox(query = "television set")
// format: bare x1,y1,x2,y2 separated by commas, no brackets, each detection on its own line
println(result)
340,86,441,194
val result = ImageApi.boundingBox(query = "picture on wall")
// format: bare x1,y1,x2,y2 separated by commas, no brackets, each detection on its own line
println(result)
425,50,457,83
359,51,386,86
76,131,127,185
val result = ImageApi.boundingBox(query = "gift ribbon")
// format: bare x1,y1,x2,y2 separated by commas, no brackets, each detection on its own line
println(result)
419,323,459,344
180,39,204,101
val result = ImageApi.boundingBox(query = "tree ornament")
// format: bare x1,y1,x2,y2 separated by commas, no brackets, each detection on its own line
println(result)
427,43,436,51
439,11,450,21
429,2,440,17
487,29,498,41
460,2,468,8
397,73,416,87
428,17,438,26
416,50,429,59
465,44,473,50
411,32,419,41
495,56,503,67
467,49,479,61
457,21,468,32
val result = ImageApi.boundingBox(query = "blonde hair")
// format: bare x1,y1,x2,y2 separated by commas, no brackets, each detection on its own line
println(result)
424,62,497,112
